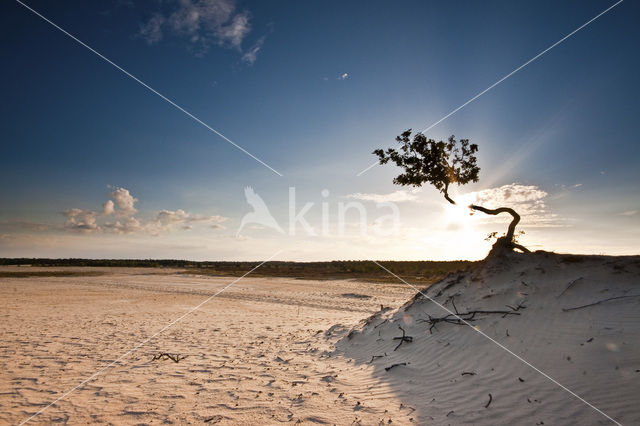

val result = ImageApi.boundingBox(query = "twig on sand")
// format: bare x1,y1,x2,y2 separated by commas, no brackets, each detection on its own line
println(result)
485,393,493,408
562,294,640,312
368,354,386,363
393,326,413,351
557,277,583,298
461,371,476,376
373,319,388,329
505,301,527,313
385,362,407,372
151,353,187,363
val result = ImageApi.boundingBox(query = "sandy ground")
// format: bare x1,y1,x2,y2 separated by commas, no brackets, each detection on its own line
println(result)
2,252,639,425
0,268,416,425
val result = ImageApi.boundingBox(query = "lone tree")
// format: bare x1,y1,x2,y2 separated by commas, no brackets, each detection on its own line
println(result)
374,130,529,253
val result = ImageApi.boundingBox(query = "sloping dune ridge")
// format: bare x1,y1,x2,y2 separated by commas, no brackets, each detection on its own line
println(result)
336,251,640,425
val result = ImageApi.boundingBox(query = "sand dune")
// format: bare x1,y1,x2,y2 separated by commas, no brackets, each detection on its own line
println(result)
337,251,640,425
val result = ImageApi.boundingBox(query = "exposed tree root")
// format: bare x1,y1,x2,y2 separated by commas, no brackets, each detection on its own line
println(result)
418,297,520,333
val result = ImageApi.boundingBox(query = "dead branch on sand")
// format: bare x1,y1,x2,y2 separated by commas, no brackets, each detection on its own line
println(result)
485,393,493,408
418,297,520,333
151,353,187,363
557,277,583,298
385,362,407,371
562,294,640,312
368,354,387,363
393,326,413,351
505,301,527,313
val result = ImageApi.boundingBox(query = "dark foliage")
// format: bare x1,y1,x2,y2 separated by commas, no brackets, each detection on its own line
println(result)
374,130,479,204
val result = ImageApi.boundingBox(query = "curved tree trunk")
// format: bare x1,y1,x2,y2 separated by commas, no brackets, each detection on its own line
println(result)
469,204,530,253
443,183,456,205
441,184,528,252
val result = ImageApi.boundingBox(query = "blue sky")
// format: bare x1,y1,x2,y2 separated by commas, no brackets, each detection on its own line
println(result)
0,0,638,260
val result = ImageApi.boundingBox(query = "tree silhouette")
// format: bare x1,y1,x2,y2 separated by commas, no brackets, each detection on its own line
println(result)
374,130,529,253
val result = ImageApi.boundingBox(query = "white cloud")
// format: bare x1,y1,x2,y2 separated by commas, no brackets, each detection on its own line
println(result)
56,187,227,236
102,200,115,216
157,209,190,224
347,189,421,203
338,73,349,80
63,209,99,234
140,0,261,58
241,36,264,65
215,10,251,48
463,183,563,228
472,183,547,206
103,217,143,235
617,210,638,216
150,209,228,234
62,208,84,218
111,188,138,216
139,13,165,44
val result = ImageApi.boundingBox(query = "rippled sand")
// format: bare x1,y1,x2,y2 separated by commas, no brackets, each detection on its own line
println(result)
0,267,416,424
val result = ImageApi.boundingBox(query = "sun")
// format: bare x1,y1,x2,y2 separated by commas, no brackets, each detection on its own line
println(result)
444,203,475,230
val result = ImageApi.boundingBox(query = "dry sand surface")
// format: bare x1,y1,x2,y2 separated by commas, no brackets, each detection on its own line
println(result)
0,267,416,425
2,252,640,425
338,251,640,425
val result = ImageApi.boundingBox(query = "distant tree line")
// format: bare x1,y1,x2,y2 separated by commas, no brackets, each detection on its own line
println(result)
0,258,472,283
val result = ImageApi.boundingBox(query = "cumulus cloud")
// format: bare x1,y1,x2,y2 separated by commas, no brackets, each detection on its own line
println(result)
63,209,99,234
157,209,190,224
347,189,420,203
140,0,263,60
338,73,349,80
102,200,115,216
111,188,138,216
151,209,228,234
57,187,227,236
103,217,143,235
